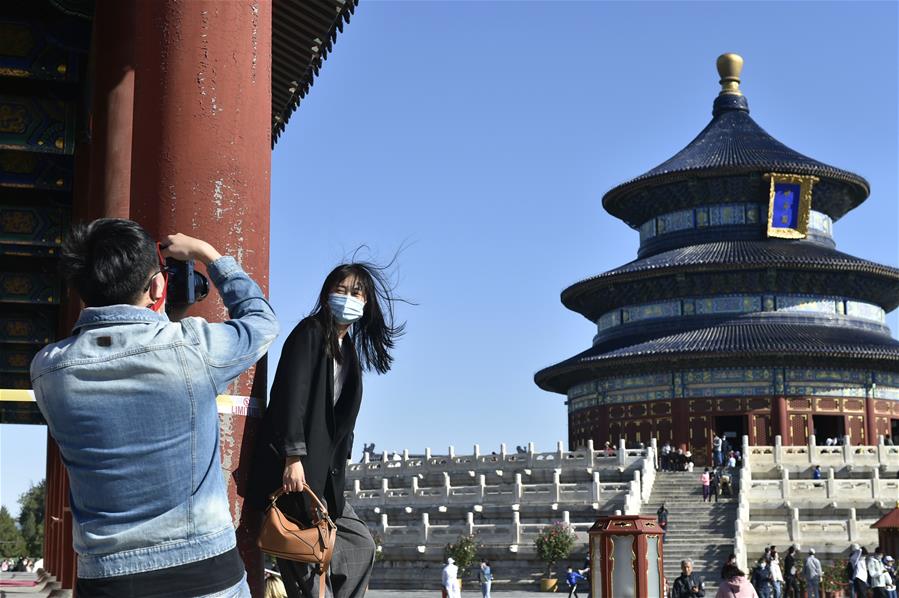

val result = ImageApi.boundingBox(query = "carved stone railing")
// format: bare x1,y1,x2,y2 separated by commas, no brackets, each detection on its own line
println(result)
745,469,898,508
746,435,899,473
374,508,594,549
346,439,650,480
742,508,879,548
346,471,631,508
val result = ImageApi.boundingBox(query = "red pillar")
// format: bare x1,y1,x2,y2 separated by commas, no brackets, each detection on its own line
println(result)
674,399,690,451
86,0,136,220
129,2,272,595
865,397,878,444
775,396,789,443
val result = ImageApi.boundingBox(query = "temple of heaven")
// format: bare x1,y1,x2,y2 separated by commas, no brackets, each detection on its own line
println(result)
535,54,899,461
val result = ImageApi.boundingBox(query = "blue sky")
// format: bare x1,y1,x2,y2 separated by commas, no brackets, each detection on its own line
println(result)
3,1,897,517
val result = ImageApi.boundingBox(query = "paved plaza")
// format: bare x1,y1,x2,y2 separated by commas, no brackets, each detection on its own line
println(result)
367,592,543,598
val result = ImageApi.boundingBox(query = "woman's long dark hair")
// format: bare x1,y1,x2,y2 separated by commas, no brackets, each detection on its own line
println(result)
311,260,405,374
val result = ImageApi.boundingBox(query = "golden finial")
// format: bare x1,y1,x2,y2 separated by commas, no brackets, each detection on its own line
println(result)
716,53,744,96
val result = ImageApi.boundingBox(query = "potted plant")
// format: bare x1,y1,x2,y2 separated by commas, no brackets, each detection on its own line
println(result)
444,533,478,588
534,521,577,592
821,559,848,598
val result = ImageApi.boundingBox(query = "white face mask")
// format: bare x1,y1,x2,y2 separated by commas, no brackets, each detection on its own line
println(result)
328,293,365,325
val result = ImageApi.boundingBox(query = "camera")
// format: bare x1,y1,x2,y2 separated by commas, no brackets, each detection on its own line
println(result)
165,258,209,306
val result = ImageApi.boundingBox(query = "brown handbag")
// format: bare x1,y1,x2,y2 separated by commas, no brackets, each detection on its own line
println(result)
257,486,337,598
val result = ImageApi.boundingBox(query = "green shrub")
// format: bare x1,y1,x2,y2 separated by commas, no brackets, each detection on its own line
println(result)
444,533,479,577
535,521,577,579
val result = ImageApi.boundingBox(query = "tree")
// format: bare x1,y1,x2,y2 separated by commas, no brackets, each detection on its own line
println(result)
0,506,26,557
534,521,577,579
17,480,45,557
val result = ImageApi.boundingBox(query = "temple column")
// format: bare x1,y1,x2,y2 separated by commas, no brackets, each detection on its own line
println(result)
775,396,789,443
86,0,136,220
865,396,878,445
129,2,272,595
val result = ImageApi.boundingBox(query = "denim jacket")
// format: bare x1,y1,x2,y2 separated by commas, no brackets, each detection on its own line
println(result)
30,256,278,578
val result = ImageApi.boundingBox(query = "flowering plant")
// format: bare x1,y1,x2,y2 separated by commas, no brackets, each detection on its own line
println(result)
534,521,577,578
821,559,849,593
444,533,479,577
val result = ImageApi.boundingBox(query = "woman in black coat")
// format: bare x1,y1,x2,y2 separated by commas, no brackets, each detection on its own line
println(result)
250,262,403,598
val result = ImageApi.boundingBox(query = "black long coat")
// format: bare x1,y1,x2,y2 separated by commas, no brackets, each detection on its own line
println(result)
248,316,362,523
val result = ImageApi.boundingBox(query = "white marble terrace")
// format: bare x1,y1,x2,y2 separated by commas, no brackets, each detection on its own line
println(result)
735,434,899,571
345,439,657,553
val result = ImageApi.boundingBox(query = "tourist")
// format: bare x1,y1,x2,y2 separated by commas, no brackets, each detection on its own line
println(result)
478,559,493,598
264,571,288,598
720,553,737,580
885,434,894,446
883,555,897,598
716,563,759,598
565,566,586,598
751,557,773,598
720,470,733,497
671,448,684,471
685,450,695,472
727,452,737,469
783,545,798,598
672,559,705,598
849,544,869,598
249,261,403,598
662,441,672,471
31,222,277,597
769,549,784,598
710,468,720,502
713,434,723,466
869,547,889,598
803,548,822,598
657,503,669,543
442,558,461,598
701,468,712,502
812,465,822,480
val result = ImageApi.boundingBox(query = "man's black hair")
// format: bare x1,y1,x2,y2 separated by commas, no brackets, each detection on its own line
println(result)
60,218,158,307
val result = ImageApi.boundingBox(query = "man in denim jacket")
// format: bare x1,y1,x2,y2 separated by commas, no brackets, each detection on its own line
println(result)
30,219,278,597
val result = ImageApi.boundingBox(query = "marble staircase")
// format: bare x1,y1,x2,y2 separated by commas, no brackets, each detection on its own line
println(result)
641,470,739,595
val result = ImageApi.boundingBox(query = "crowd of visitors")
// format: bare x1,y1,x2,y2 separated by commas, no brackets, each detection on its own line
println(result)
659,434,742,474
747,543,897,598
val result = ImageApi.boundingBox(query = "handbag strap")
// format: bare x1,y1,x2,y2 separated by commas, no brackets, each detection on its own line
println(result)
268,486,334,526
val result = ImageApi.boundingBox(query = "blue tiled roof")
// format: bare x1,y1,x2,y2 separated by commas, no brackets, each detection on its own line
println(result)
535,321,899,393
601,94,870,224
561,240,899,318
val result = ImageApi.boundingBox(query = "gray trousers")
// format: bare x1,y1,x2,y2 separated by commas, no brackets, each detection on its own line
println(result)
277,503,375,598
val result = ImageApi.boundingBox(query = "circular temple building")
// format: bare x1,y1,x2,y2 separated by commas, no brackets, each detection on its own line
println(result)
536,54,899,462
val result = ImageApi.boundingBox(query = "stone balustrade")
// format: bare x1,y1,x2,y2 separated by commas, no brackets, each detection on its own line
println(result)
746,468,898,508
742,508,879,550
374,508,594,549
346,439,650,480
347,468,638,509
746,434,899,473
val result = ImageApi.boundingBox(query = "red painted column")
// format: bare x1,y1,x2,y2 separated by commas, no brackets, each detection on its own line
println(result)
86,0,136,220
673,399,690,451
129,2,272,595
775,396,789,443
865,396,878,444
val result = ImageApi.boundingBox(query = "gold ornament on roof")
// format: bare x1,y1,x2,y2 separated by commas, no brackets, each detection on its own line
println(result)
717,53,744,96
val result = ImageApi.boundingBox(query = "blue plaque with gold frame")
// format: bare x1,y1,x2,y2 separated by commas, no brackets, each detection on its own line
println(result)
765,173,818,239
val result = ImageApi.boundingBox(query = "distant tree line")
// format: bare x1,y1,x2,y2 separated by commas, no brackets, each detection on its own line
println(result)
0,480,45,558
